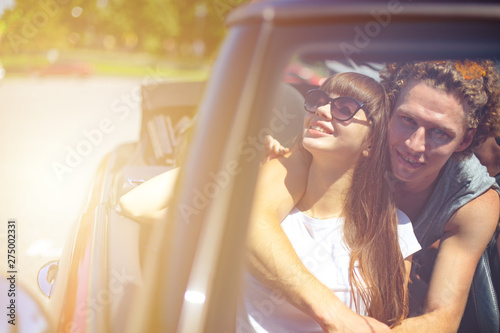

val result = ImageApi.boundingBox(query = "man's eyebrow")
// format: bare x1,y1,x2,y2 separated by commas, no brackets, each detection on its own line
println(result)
393,107,414,118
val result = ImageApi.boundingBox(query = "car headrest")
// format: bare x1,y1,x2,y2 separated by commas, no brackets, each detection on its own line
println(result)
268,82,305,148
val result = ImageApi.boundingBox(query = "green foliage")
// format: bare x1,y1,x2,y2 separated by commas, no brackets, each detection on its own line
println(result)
0,0,251,59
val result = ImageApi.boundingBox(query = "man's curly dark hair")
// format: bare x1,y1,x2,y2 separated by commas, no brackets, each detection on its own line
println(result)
380,59,500,159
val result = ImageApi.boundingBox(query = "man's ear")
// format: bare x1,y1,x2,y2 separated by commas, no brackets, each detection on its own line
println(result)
455,128,477,152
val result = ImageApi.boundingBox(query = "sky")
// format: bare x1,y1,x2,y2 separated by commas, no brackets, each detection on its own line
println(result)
0,0,14,16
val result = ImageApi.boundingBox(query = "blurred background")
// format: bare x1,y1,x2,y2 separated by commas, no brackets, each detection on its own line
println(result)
0,0,248,299
0,0,249,76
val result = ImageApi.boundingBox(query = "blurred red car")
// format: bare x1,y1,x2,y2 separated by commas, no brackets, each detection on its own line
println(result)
35,60,94,77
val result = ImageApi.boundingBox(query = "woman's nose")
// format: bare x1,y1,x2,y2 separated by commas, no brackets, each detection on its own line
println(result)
315,103,332,120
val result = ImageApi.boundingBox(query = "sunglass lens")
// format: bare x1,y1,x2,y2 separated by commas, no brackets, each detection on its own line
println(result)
331,98,358,120
305,90,328,111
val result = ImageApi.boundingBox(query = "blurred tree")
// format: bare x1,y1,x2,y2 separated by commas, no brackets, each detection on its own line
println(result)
1,0,71,53
0,0,250,59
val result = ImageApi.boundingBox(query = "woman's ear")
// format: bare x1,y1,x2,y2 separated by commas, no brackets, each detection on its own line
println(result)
361,135,372,157
362,146,371,157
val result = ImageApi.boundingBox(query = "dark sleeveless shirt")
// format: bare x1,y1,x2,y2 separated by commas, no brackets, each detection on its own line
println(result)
412,154,500,260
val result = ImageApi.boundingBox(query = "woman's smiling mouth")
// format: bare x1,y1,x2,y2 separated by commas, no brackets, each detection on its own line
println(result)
308,123,333,135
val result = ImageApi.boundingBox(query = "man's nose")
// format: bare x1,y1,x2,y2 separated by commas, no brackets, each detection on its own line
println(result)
406,127,426,152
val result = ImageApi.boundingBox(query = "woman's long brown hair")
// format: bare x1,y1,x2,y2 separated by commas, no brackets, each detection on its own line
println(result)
321,72,408,327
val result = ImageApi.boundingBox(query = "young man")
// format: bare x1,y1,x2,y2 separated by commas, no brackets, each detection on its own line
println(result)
246,60,500,332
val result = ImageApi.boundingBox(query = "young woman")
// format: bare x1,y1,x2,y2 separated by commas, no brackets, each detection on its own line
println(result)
238,72,420,332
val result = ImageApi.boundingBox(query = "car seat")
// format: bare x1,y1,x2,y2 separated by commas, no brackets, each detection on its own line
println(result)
458,233,500,333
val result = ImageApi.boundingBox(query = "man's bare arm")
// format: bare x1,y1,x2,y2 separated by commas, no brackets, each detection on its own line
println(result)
246,145,391,332
394,189,499,332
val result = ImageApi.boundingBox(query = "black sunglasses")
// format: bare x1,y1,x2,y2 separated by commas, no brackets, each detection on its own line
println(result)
304,89,372,121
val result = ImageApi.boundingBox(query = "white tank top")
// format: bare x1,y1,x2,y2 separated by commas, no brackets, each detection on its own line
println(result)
237,208,421,333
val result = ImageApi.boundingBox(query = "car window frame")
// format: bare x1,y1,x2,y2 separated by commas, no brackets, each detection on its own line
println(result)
126,3,500,333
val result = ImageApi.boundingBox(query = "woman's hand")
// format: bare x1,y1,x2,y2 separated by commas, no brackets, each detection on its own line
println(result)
119,167,180,224
320,312,392,333
262,135,290,164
